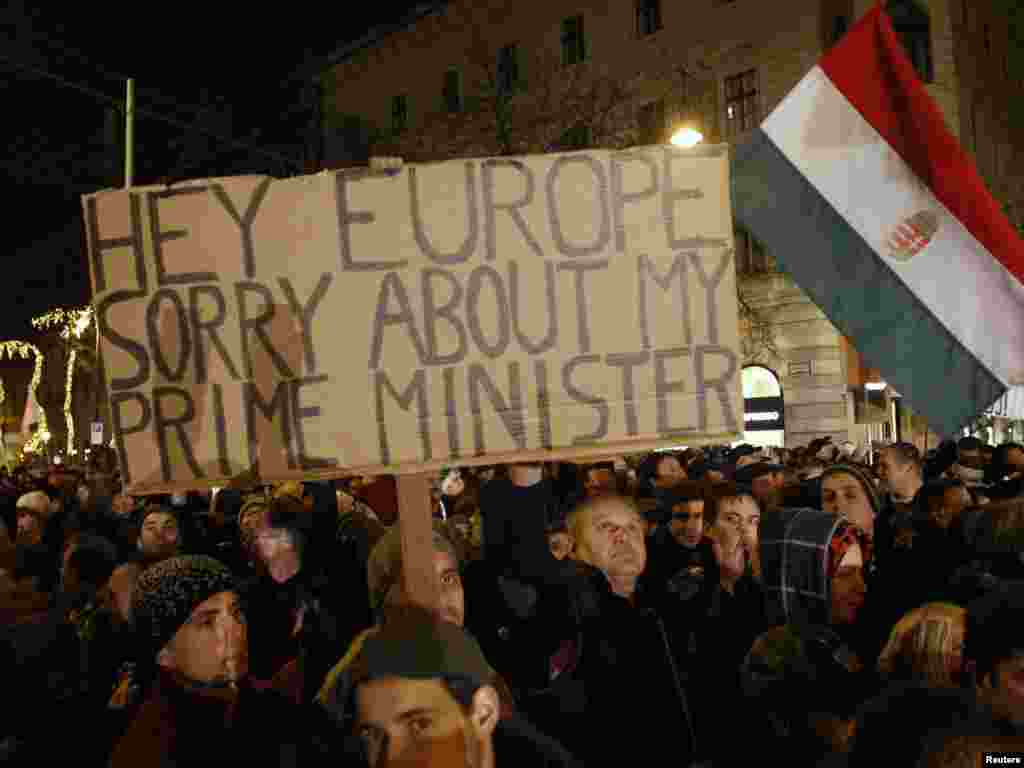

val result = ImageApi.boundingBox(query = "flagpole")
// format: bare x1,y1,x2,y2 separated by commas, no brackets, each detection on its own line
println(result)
124,79,135,188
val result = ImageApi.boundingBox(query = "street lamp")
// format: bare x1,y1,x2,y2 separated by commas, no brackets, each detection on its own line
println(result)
670,126,704,148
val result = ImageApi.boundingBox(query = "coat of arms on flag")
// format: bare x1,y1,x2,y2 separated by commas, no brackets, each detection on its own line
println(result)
887,210,940,261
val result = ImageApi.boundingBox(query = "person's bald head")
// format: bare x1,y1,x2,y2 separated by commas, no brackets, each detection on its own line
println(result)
568,495,646,594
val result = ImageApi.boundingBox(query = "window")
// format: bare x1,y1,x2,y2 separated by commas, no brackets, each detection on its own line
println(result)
742,366,782,399
636,0,662,37
637,99,666,144
392,94,408,135
443,69,463,113
561,15,587,67
497,44,520,96
725,69,760,138
887,0,933,83
831,15,849,46
735,227,770,273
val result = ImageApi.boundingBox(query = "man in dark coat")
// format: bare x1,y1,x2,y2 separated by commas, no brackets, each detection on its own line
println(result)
523,495,698,767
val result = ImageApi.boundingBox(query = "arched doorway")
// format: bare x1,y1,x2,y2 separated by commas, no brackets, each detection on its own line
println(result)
740,365,785,448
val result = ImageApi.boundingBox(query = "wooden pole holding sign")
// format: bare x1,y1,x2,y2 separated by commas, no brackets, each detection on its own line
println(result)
396,472,440,614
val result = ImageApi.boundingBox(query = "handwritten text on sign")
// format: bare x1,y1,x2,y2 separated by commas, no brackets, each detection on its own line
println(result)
83,146,742,492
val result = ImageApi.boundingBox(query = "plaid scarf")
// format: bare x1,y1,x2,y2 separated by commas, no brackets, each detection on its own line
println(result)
760,508,843,627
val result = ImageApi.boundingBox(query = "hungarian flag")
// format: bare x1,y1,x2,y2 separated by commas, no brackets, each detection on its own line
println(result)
733,4,1024,437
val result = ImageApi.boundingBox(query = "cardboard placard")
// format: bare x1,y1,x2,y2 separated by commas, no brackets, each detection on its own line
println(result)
83,146,742,493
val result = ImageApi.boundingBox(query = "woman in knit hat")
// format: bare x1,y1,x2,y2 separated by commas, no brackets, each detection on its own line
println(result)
111,554,306,767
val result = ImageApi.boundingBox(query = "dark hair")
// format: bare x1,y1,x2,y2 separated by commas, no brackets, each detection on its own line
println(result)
441,675,481,713
958,437,985,453
636,454,668,496
656,480,709,521
705,482,757,527
989,442,1024,483
885,442,923,471
67,534,118,590
920,480,967,515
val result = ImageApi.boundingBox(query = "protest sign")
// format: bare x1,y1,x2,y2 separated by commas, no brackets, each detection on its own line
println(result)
83,146,742,494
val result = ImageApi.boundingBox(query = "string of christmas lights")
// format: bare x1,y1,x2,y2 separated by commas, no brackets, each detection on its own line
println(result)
0,341,49,456
64,349,78,456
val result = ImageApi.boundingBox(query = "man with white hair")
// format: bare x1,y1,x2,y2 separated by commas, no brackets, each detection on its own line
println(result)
524,495,697,766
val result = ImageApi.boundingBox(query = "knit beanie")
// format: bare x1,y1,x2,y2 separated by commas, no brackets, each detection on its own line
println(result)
132,555,237,665
821,464,881,520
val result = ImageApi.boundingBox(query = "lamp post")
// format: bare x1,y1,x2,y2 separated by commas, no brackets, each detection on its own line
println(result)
670,126,704,147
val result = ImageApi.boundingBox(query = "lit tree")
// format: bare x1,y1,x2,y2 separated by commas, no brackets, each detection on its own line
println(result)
31,306,97,457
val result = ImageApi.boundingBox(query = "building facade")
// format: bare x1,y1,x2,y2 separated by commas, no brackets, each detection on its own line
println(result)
318,0,1022,449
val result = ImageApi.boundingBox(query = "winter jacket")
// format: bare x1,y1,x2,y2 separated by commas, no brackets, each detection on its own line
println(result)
522,562,696,767
242,564,353,702
463,557,552,695
492,715,582,767
109,672,305,768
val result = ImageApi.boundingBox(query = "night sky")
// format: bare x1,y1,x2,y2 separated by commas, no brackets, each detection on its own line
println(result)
2,0,425,335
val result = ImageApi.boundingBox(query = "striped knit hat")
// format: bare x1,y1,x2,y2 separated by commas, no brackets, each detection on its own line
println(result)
821,463,881,520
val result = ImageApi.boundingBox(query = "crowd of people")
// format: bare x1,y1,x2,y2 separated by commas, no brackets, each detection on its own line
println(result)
1,434,1023,766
